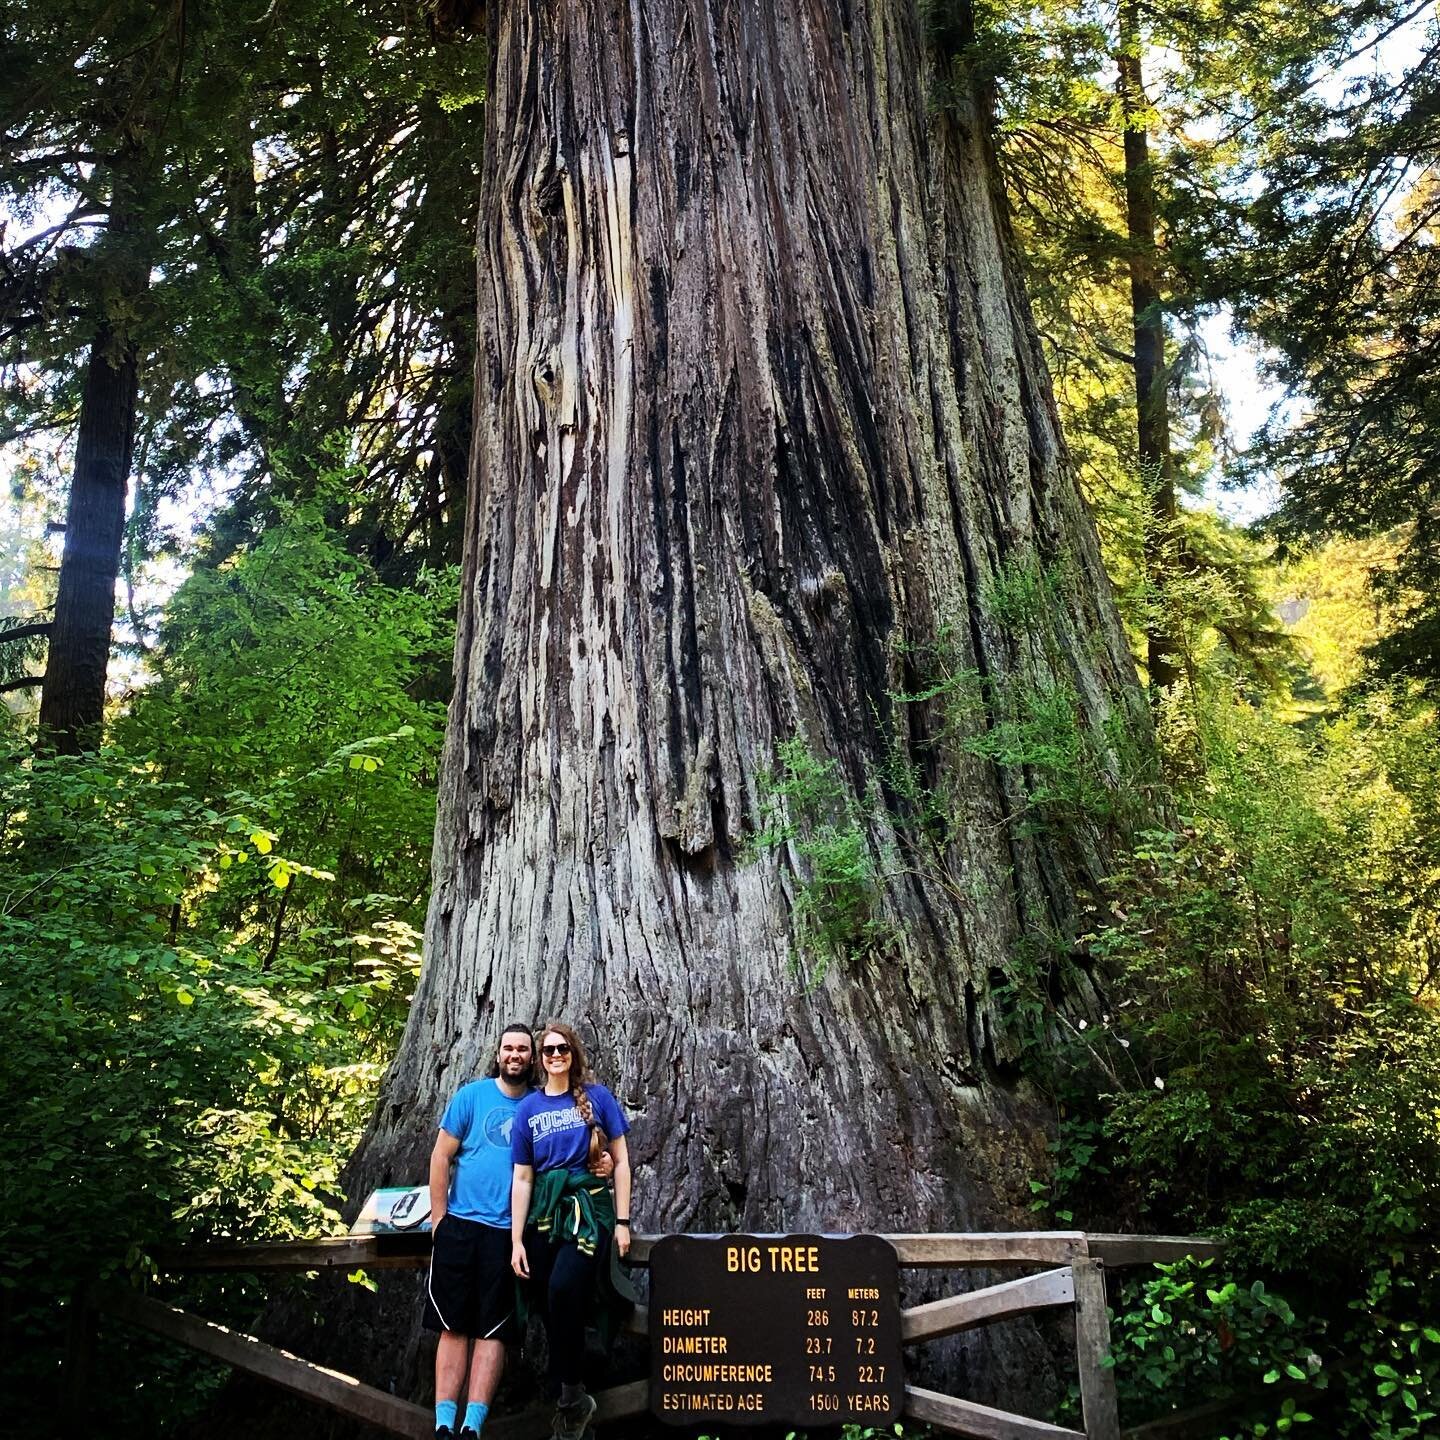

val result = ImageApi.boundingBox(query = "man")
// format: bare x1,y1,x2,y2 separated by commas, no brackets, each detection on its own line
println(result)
426,1023,611,1439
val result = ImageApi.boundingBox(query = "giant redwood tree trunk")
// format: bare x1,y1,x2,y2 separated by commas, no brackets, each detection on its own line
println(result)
338,0,1148,1409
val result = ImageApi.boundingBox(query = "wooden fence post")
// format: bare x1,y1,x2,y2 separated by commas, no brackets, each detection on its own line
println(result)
1073,1255,1120,1440
63,1284,97,1438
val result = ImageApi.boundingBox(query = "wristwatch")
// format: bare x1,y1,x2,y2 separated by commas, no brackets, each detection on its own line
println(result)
615,1218,631,1226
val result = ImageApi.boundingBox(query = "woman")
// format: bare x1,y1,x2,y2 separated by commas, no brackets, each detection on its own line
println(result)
510,1021,632,1440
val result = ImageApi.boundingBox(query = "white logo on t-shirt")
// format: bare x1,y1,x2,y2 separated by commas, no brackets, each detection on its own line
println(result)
529,1105,583,1138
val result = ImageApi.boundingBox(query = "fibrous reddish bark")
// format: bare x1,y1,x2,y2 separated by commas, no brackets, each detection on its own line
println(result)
340,0,1147,1407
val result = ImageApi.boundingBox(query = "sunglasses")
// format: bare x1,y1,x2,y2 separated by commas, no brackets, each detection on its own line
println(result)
541,1043,572,1057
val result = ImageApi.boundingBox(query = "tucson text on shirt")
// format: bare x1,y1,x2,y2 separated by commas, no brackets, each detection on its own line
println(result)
529,1105,584,1137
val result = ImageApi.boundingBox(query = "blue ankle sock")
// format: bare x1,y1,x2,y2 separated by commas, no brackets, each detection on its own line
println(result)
436,1399,458,1432
463,1400,489,1433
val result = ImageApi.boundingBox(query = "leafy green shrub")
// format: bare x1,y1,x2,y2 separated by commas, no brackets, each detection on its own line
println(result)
750,739,891,982
1082,688,1440,1265
1342,1260,1440,1440
1057,1260,1324,1431
1013,680,1440,1436
0,504,452,1433
0,745,428,1419
116,492,454,928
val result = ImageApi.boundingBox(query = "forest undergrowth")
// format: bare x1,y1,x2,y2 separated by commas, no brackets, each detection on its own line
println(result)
750,540,1440,1438
0,500,455,1431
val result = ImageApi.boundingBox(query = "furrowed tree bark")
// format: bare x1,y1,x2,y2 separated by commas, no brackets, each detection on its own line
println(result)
1118,0,1183,695
322,0,1149,1414
37,177,147,753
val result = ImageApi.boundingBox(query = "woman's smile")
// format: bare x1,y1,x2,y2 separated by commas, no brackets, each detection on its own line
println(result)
541,1035,574,1087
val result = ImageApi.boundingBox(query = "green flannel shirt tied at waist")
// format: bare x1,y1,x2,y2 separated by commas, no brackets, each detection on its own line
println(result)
526,1168,615,1256
519,1168,638,1346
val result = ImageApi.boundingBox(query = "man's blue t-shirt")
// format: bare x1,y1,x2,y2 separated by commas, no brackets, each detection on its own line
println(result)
438,1078,524,1228
512,1084,629,1174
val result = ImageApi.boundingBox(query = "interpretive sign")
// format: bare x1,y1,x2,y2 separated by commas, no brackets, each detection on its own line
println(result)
648,1234,903,1428
348,1186,431,1234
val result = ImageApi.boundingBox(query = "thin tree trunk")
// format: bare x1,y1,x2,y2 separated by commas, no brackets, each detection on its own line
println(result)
37,190,147,752
1118,0,1182,694
217,118,291,471
331,0,1148,1408
418,95,480,570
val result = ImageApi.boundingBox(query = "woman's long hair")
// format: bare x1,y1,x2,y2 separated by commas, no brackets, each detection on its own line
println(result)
539,1019,606,1164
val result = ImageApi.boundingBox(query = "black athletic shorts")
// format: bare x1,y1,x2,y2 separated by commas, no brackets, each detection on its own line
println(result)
423,1215,518,1340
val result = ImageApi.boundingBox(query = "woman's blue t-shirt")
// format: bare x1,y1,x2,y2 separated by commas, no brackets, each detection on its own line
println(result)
512,1083,629,1173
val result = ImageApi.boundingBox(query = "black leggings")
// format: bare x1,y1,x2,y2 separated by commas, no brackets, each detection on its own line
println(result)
526,1228,608,1386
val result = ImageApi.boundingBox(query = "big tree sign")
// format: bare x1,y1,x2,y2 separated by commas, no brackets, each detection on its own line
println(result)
649,1235,904,1426
341,0,1147,1402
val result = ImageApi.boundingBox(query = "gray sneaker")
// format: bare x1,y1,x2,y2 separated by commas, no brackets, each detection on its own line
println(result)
551,1391,597,1440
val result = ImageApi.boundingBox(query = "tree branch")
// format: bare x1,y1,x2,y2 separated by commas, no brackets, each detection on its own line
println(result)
0,622,52,645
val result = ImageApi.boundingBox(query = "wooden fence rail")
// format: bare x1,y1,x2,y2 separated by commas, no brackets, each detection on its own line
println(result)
72,1231,1225,1440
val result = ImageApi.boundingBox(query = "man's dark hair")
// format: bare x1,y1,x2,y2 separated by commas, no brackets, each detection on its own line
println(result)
487,1022,536,1078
